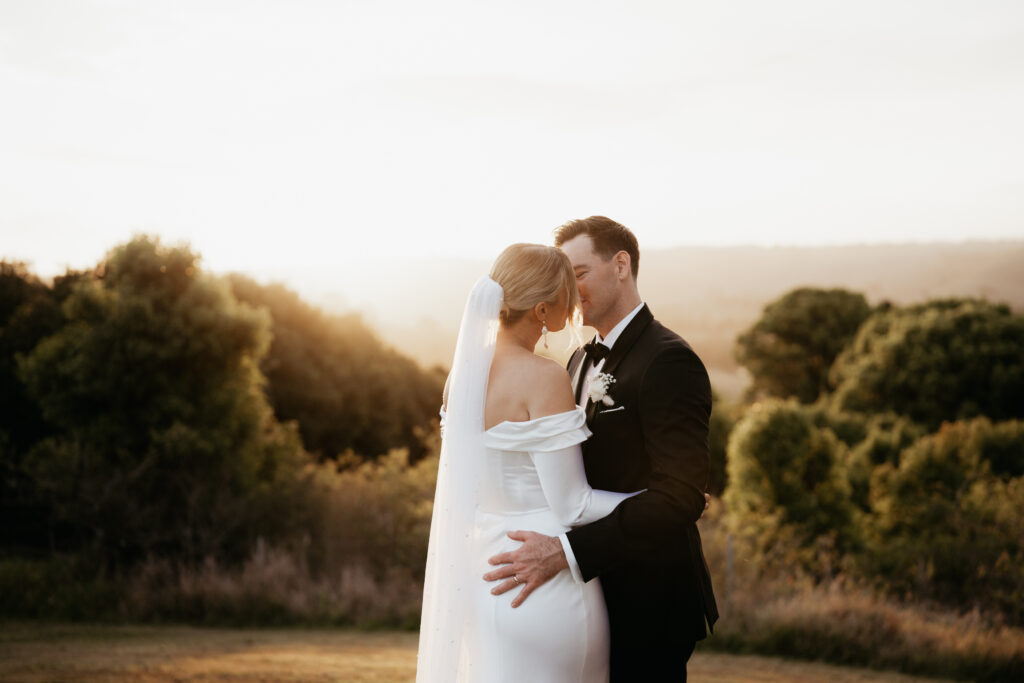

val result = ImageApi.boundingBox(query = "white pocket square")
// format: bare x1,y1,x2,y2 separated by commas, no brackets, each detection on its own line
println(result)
598,406,625,414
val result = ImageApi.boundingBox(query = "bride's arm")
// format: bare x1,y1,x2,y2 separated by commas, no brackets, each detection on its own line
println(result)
523,361,638,526
532,444,640,527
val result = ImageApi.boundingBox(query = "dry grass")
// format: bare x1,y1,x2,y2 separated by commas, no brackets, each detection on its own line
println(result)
123,546,423,628
708,586,1024,682
0,623,953,683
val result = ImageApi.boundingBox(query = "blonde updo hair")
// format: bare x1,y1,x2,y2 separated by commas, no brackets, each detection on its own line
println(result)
490,243,580,331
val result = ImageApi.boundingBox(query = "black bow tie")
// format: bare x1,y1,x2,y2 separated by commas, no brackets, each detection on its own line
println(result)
583,341,610,363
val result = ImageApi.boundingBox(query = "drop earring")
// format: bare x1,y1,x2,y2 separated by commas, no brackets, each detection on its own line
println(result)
541,320,549,349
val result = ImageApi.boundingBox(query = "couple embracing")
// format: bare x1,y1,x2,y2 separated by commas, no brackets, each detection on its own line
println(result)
417,217,718,682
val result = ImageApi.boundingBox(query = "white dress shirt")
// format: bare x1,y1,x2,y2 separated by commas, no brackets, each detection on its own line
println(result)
579,301,646,406
559,301,646,583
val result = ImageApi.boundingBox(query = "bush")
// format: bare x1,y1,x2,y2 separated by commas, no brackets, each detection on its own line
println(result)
703,582,1024,682
123,543,424,628
708,390,736,495
839,413,925,511
831,299,1024,428
736,288,872,403
701,494,1024,682
1,444,440,628
866,418,1024,623
724,400,856,573
308,446,437,581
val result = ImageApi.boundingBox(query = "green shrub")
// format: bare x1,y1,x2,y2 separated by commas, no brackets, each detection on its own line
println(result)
724,399,856,573
735,288,872,403
866,418,1024,623
830,299,1024,428
708,390,736,495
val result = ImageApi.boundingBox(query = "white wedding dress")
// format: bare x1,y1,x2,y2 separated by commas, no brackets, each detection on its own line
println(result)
416,276,634,683
467,406,633,682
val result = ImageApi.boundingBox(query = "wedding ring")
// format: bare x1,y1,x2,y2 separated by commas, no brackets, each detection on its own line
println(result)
512,574,520,585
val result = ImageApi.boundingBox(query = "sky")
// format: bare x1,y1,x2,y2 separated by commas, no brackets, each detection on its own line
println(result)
2,0,1023,293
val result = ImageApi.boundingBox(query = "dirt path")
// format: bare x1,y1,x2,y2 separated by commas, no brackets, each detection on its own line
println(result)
0,623,951,682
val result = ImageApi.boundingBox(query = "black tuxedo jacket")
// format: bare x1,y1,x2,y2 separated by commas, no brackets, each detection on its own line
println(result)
565,305,718,663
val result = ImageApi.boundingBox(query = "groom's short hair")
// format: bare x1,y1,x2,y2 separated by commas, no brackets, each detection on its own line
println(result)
554,216,639,279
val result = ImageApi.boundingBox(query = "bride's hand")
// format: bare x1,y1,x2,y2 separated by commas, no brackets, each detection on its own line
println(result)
483,530,567,608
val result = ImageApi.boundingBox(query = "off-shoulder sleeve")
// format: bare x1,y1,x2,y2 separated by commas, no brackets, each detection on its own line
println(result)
483,407,591,452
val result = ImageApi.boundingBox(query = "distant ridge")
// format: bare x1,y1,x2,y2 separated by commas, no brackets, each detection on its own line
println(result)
644,241,1024,311
297,241,1024,399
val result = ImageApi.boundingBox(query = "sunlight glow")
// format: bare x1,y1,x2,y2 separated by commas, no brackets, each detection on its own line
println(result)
2,0,1023,289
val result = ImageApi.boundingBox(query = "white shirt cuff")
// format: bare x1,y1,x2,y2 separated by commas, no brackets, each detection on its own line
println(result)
558,533,583,584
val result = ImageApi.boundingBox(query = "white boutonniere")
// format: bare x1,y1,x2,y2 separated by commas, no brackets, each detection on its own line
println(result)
588,373,616,406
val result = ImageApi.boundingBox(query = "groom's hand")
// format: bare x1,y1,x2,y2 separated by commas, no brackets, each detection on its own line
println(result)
483,530,567,608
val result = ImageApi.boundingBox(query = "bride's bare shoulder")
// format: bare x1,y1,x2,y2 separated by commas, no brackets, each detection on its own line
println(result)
488,352,574,420
528,355,571,384
524,356,575,417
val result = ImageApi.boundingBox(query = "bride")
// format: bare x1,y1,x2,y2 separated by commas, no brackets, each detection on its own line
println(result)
416,243,637,683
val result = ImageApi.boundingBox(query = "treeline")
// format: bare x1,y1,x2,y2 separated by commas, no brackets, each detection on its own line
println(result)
0,237,442,601
722,288,1024,625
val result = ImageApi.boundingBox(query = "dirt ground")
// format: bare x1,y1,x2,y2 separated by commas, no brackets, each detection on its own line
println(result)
0,623,953,682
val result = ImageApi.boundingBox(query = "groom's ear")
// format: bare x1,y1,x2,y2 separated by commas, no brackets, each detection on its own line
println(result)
613,251,632,281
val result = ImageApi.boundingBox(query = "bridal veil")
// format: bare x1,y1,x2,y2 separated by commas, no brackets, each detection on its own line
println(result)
416,275,503,682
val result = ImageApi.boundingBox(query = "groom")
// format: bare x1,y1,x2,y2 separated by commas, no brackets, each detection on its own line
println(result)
484,216,718,681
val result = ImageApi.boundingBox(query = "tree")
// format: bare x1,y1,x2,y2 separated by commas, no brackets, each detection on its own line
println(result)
0,263,73,451
866,418,1024,622
724,399,856,570
830,299,1024,429
227,275,444,463
17,237,313,564
0,263,79,550
735,288,872,403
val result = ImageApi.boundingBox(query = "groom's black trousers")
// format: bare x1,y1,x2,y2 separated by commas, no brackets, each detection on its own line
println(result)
602,556,706,682
610,638,695,682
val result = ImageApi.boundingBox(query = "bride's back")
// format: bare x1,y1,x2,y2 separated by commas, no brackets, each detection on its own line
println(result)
485,346,575,431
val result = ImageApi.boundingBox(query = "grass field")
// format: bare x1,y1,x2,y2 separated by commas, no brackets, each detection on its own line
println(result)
0,623,954,682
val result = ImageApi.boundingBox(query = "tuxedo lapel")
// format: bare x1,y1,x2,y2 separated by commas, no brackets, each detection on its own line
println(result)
569,341,592,406
585,305,654,425
601,305,653,377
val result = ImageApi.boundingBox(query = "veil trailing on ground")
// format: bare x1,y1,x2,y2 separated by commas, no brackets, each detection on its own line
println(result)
416,275,503,683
